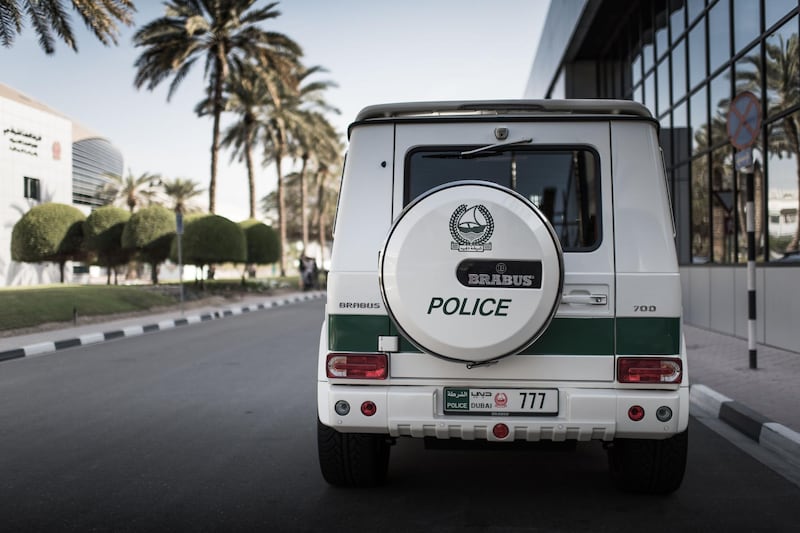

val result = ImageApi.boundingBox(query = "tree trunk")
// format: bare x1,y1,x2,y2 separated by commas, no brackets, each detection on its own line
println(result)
107,265,111,285
59,261,65,283
275,146,287,277
150,262,159,285
317,171,327,267
209,52,227,215
300,154,310,252
244,128,256,219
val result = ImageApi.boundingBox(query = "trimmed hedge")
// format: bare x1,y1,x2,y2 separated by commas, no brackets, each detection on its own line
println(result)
122,205,175,284
11,203,86,282
173,214,246,266
84,206,131,280
239,219,280,265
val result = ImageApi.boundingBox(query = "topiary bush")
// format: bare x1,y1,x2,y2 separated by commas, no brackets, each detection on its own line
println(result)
121,205,175,284
239,219,281,266
84,206,131,284
173,215,246,279
11,203,86,282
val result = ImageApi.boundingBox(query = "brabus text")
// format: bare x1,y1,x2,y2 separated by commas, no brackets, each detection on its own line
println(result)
467,273,535,287
427,297,511,316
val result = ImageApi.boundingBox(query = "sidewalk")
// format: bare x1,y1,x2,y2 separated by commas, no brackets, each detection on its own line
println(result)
686,324,800,469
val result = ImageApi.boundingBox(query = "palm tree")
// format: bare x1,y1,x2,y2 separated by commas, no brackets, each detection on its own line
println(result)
262,65,337,274
161,177,205,214
101,170,160,212
218,63,271,219
0,0,134,54
133,0,302,214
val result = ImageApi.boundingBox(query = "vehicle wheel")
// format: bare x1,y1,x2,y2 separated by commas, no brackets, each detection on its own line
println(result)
317,418,391,487
607,429,688,494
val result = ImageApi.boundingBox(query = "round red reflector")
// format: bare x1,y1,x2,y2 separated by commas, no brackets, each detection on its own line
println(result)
492,423,510,439
628,405,645,421
361,401,377,417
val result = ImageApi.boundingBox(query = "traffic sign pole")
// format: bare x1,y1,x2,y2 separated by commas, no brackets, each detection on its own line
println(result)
727,91,761,370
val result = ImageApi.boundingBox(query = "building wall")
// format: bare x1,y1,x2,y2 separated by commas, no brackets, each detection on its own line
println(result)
528,0,800,353
1,93,73,286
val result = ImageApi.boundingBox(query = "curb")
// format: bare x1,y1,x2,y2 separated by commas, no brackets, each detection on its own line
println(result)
691,384,800,470
0,291,326,364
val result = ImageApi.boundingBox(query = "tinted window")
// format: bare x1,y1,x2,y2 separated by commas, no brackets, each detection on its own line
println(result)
406,149,600,251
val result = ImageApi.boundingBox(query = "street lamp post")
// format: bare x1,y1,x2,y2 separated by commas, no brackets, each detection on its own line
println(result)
176,209,184,314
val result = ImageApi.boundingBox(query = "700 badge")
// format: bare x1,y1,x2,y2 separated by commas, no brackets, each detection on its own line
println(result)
444,388,558,415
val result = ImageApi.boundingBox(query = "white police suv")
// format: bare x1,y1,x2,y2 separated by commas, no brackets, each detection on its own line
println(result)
317,100,688,494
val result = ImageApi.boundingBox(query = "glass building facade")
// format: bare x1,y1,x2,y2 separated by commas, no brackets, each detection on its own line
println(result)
527,0,800,351
536,0,800,265
72,137,123,207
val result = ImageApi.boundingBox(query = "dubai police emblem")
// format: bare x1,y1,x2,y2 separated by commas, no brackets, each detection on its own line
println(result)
450,204,494,252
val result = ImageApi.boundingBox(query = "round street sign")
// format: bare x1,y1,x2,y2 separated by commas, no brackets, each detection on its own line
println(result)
727,91,761,150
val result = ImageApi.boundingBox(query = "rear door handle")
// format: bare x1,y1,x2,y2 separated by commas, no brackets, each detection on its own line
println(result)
561,294,607,305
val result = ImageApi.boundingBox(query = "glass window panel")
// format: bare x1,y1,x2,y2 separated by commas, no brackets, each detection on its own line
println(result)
711,145,735,263
689,19,707,89
675,162,693,263
765,0,797,31
672,39,687,99
766,110,800,259
733,47,762,110
691,154,711,262
734,0,760,52
658,57,671,116
765,16,799,119
691,85,709,155
660,113,674,165
710,69,732,146
656,11,669,59
708,0,730,73
645,72,656,116
674,100,692,163
688,0,706,24
634,84,644,104
671,0,686,40
643,36,655,74
632,49,642,85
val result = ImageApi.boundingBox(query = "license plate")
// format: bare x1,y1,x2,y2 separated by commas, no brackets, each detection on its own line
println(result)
443,388,558,415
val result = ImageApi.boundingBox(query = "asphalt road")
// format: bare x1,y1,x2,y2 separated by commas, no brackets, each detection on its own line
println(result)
1,300,798,532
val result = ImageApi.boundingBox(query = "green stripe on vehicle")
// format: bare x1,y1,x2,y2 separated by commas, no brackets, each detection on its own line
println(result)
327,314,679,355
615,317,680,355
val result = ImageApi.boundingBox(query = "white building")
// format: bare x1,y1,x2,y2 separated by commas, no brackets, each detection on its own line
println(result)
0,83,122,286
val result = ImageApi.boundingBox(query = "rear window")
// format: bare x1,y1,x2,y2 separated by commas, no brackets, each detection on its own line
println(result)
406,148,601,251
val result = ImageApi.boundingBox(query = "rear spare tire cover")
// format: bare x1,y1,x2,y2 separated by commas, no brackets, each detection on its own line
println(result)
379,181,564,363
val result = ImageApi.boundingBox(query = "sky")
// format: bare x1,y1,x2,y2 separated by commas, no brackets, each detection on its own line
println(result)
1,0,550,222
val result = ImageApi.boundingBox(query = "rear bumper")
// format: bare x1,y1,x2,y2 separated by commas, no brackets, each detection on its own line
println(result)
318,382,689,441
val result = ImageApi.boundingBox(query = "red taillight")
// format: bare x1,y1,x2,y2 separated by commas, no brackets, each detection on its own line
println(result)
326,353,388,379
617,357,682,384
493,423,510,439
628,405,645,421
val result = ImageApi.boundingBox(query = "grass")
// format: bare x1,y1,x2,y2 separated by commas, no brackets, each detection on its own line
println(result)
0,276,311,332
0,285,176,331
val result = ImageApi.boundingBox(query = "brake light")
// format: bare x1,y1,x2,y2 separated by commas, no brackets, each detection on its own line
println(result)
617,357,682,384
326,353,388,379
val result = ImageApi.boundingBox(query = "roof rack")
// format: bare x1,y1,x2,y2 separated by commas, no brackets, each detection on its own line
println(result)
354,99,652,122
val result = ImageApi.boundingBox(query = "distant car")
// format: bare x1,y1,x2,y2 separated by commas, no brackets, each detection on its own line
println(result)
774,250,800,263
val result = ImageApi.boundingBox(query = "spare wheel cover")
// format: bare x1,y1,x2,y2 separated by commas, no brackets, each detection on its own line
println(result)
379,180,564,363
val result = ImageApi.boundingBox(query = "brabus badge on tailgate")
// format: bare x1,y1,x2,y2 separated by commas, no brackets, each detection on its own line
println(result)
450,204,493,252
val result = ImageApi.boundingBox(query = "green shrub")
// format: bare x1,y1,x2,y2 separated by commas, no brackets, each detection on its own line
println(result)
122,205,175,284
239,219,280,265
84,206,131,283
173,214,247,267
11,203,86,282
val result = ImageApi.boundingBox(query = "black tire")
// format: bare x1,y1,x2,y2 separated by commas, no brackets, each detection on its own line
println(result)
607,429,688,494
317,418,391,487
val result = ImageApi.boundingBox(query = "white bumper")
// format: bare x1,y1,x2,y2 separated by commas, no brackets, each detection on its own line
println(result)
318,382,690,441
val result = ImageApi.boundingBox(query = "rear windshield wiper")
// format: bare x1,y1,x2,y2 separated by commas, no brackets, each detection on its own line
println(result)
460,138,533,157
